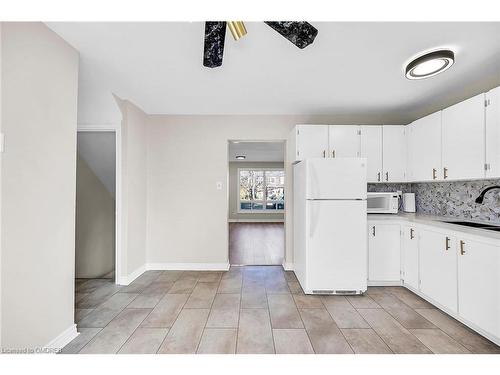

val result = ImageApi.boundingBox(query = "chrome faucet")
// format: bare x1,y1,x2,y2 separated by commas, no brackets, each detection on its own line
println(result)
475,186,500,204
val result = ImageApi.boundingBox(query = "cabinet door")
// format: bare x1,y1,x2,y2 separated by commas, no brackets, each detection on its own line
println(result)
442,93,486,180
368,224,401,282
383,125,407,182
486,87,500,178
407,112,442,182
360,126,383,183
296,125,329,160
402,225,419,290
329,125,360,158
419,229,457,312
458,238,500,339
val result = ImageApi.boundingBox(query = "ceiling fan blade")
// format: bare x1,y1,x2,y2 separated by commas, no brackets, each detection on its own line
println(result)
203,21,227,68
264,21,318,49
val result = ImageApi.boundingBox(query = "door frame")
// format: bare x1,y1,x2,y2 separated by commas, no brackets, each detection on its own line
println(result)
76,124,122,284
226,139,288,267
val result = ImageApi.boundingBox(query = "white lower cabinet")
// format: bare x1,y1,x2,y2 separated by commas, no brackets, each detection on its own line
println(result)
457,237,500,339
366,218,500,345
368,223,401,283
402,225,419,290
419,228,458,313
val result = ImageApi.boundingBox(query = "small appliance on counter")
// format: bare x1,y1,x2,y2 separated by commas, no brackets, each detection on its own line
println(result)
403,193,416,213
367,192,399,214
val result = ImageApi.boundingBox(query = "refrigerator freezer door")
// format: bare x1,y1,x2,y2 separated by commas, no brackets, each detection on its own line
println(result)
305,200,367,293
305,158,367,200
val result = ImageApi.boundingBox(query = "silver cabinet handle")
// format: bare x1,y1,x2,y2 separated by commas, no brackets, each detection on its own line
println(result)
372,226,376,236
432,168,437,180
443,167,448,179
385,172,389,181
377,172,381,182
332,150,335,158
323,150,326,158
460,240,466,255
410,228,414,240
445,236,450,251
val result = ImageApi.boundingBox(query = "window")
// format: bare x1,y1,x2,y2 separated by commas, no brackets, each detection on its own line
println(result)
238,168,285,212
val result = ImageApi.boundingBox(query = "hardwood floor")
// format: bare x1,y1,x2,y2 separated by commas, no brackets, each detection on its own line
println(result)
229,223,284,266
64,267,500,354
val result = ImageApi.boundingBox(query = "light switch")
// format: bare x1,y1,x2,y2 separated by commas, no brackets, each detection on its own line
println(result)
216,181,223,190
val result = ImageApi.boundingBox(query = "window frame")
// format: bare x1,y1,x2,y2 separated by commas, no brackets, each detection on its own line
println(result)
237,167,285,214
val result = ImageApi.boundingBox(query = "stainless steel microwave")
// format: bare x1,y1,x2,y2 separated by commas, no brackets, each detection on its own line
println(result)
367,192,399,214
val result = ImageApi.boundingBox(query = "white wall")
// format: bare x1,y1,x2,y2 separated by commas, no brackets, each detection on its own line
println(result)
77,131,116,197
116,98,148,280
0,22,3,348
146,115,339,267
78,85,122,127
76,155,115,278
1,22,79,348
228,161,285,222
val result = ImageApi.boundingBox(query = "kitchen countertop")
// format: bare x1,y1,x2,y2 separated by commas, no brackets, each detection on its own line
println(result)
368,212,500,242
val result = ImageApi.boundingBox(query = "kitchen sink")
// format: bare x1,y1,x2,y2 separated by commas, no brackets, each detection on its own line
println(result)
442,221,500,232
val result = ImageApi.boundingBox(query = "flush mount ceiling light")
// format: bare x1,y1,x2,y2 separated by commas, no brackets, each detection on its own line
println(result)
405,50,455,80
235,155,246,160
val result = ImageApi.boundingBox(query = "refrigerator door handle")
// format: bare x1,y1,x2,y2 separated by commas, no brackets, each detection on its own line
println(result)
309,203,319,238
309,162,319,199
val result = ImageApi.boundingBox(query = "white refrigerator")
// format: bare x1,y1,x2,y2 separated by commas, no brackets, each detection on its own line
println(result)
293,158,367,295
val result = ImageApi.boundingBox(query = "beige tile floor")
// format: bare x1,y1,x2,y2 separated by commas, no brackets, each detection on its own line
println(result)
65,266,500,354
229,223,284,265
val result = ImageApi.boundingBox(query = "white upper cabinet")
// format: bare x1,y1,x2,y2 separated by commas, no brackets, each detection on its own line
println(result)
295,125,329,160
457,237,500,340
329,125,360,158
360,126,383,182
293,86,498,180
486,87,500,178
382,125,407,182
442,93,486,180
407,112,442,182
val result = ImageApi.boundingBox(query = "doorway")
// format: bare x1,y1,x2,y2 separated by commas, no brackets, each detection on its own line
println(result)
227,141,286,266
75,131,116,281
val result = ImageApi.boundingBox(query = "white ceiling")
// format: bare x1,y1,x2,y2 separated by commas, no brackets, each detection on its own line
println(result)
47,22,500,124
228,141,284,162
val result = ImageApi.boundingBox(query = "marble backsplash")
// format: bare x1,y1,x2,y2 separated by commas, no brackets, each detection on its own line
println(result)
368,179,500,223
367,183,412,194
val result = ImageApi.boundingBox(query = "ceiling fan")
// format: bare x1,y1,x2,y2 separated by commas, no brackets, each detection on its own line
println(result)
203,21,318,68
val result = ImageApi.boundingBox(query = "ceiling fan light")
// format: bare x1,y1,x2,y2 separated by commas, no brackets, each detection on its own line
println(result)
405,49,455,80
227,21,247,41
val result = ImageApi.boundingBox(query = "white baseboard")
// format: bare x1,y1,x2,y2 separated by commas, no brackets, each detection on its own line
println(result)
118,264,146,285
146,262,230,271
282,262,294,271
45,324,78,352
368,280,402,286
228,219,285,223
